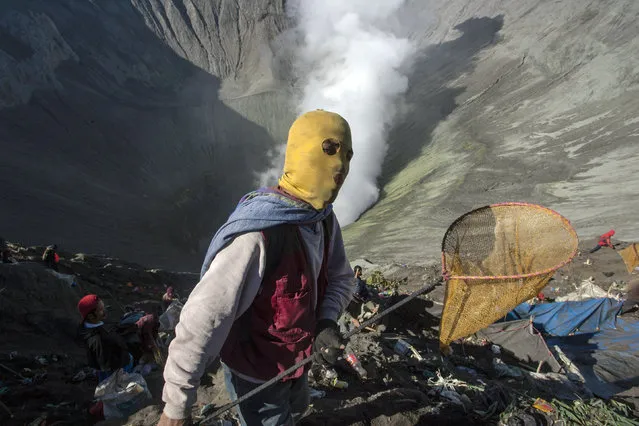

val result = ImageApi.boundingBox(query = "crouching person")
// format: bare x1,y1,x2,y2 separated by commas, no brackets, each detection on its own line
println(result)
77,294,134,381
159,110,355,426
77,294,135,422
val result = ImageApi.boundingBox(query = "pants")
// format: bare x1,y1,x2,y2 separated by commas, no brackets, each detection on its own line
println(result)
223,364,310,426
589,245,602,253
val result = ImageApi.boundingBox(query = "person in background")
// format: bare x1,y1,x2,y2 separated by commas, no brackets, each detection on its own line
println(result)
42,244,60,271
77,294,134,382
162,286,177,312
589,229,616,253
1,237,11,264
352,265,371,302
77,294,136,422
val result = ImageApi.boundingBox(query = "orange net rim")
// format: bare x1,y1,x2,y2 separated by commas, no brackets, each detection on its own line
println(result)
441,202,579,281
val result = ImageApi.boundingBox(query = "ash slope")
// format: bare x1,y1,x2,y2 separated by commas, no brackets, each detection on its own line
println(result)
344,0,639,265
0,0,286,271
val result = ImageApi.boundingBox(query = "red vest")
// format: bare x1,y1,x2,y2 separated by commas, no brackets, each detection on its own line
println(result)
220,219,331,381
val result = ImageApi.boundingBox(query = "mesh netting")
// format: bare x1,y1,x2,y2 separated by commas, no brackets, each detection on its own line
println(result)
618,243,639,274
439,202,578,352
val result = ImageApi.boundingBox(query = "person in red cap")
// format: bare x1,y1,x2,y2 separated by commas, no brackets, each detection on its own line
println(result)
76,294,133,383
589,229,616,253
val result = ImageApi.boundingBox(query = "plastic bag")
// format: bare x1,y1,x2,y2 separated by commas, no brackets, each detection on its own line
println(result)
94,368,151,419
159,300,183,331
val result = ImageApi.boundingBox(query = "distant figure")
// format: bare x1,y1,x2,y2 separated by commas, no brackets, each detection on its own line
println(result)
76,294,133,382
42,244,60,271
162,286,177,312
589,230,615,253
353,265,370,302
1,237,11,264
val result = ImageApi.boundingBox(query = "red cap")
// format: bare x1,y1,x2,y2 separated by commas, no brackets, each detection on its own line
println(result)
78,294,100,319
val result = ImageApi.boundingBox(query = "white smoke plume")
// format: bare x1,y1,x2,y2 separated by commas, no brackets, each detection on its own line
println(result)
261,0,414,225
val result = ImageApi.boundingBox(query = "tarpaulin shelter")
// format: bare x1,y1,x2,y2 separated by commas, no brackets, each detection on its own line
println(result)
506,298,639,400
505,298,623,336
476,319,562,372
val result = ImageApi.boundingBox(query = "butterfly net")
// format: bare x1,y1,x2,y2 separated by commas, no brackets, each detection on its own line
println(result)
439,203,578,352
618,243,639,274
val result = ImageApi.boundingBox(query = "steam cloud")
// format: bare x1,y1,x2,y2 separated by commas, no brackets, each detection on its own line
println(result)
261,0,414,225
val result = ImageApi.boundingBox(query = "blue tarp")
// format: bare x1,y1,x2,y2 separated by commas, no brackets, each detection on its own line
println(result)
505,298,639,400
546,318,639,399
505,298,623,336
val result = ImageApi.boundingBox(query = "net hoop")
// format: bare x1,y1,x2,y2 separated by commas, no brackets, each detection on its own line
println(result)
441,202,578,281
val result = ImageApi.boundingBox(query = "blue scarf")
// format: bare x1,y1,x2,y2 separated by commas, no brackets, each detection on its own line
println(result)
200,187,333,278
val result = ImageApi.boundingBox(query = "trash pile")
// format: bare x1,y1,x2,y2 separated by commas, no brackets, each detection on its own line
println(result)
300,267,639,425
0,242,197,425
1,234,638,425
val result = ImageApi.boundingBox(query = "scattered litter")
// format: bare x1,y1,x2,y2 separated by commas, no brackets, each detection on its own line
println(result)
9,351,17,360
427,370,484,393
329,378,348,389
440,390,463,406
46,270,77,287
492,358,523,379
532,397,554,413
309,387,326,400
527,372,593,400
72,370,87,382
490,344,501,355
394,339,411,356
555,277,618,302
393,339,423,360
344,349,367,379
94,369,152,419
421,368,436,379
455,366,478,377
35,356,48,366
71,367,96,383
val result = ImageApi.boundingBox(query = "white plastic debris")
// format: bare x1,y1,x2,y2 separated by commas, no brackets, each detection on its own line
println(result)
492,358,523,379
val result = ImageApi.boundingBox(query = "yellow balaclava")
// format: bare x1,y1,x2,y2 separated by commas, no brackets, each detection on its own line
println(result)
278,110,353,210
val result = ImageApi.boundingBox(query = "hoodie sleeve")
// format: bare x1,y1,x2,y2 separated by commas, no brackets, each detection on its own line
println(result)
319,214,355,322
161,232,267,420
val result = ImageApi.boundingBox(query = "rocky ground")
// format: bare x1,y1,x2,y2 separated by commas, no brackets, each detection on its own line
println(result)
0,239,637,425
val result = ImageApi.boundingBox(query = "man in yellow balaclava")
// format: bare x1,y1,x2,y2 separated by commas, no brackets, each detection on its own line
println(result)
160,110,356,426
279,109,353,210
